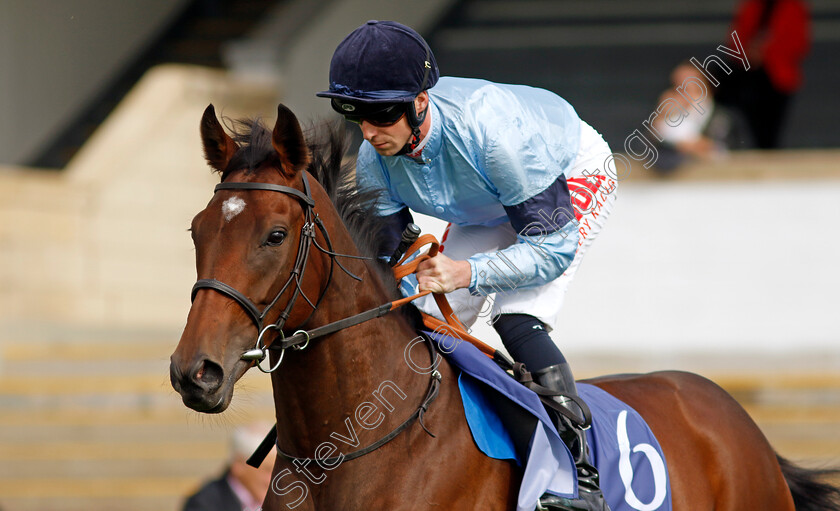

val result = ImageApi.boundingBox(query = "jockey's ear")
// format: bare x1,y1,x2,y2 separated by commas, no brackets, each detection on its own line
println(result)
200,104,238,174
272,104,311,178
414,92,429,114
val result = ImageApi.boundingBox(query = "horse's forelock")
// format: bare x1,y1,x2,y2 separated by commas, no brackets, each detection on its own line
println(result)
219,117,277,180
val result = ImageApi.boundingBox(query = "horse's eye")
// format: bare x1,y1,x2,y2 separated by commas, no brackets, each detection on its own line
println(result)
265,230,287,246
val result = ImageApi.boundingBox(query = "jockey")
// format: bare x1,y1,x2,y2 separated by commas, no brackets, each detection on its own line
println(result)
317,20,616,511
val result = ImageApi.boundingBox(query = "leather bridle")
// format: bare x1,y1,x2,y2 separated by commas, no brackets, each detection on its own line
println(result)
189,170,442,469
190,173,365,372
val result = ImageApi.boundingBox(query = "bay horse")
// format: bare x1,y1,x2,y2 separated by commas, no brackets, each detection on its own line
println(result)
170,104,840,511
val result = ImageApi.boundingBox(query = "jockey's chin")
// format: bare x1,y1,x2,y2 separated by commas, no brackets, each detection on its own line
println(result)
365,133,407,156
370,141,403,156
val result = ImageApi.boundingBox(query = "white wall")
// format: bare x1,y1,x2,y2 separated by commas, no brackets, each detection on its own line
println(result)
0,0,189,165
560,180,840,355
413,179,840,357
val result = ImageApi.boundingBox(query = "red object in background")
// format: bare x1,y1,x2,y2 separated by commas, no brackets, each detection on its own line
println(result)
732,0,811,93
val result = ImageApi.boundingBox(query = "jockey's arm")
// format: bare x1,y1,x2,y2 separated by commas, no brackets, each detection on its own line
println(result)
417,173,580,296
470,173,579,295
465,100,581,295
414,218,578,296
467,219,579,295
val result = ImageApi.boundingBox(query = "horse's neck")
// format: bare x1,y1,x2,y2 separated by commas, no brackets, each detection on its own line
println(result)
270,205,430,456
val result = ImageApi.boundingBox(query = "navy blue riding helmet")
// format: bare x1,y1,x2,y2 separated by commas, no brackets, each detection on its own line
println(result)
317,20,439,151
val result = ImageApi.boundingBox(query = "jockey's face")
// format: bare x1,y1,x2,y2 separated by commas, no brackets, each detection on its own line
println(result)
360,93,428,156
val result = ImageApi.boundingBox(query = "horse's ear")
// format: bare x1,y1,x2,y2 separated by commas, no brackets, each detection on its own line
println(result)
200,104,238,173
272,104,311,177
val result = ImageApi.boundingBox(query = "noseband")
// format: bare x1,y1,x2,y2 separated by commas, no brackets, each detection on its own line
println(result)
190,173,363,372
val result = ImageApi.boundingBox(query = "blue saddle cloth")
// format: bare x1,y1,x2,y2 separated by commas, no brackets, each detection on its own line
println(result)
425,330,672,511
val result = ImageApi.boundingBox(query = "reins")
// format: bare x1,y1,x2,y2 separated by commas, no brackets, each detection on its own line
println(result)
192,172,590,469
268,232,499,357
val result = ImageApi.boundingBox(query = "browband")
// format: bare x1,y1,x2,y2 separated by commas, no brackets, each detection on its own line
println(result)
214,181,315,207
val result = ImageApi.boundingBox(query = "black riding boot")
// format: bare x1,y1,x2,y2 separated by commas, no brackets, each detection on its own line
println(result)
533,363,610,511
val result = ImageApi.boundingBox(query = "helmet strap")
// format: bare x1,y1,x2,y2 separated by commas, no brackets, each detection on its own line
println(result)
396,101,428,156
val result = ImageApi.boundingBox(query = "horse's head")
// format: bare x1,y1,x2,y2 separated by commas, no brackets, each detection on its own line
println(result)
170,104,322,413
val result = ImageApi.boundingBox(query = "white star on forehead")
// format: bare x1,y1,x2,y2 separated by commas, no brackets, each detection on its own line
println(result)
222,196,246,222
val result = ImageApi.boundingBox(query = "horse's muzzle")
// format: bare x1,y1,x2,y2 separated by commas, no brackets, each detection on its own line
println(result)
169,356,228,412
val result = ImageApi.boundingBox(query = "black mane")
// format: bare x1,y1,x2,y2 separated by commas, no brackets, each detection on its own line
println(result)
303,122,392,264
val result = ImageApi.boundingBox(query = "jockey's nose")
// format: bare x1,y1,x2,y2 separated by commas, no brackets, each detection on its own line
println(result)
359,120,379,140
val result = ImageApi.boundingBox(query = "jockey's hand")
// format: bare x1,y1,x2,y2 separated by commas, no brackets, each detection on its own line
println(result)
416,252,472,294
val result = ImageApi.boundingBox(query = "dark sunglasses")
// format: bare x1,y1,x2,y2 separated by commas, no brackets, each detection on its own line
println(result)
331,100,407,127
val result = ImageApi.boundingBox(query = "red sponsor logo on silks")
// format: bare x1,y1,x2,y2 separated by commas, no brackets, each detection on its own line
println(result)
567,175,606,221
440,223,452,253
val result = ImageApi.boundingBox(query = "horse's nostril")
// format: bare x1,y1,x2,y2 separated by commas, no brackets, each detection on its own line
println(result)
192,359,224,391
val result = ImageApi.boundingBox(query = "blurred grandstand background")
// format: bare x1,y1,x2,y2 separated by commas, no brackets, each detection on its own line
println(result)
1,1,838,510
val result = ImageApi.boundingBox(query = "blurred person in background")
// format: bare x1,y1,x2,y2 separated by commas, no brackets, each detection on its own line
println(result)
652,61,733,173
716,0,811,148
182,423,276,511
